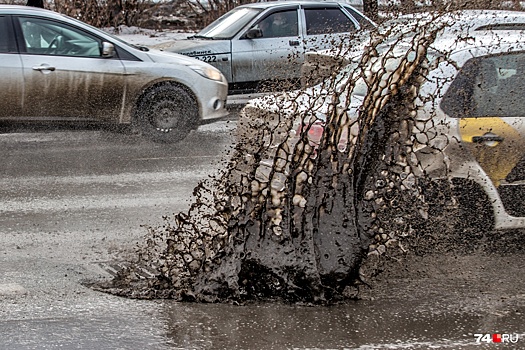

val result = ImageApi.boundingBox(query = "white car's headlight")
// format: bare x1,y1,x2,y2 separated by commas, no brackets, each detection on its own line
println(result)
189,65,223,81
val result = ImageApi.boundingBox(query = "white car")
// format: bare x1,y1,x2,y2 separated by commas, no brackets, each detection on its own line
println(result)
0,5,228,143
301,9,525,86
241,18,525,231
157,1,375,94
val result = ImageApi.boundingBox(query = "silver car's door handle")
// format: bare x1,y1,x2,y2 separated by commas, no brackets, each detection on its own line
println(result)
33,65,56,72
289,40,300,46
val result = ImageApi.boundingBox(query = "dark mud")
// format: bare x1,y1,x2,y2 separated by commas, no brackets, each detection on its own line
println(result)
92,14,523,305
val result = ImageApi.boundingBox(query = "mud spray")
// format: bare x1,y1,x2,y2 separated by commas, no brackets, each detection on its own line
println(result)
94,15,485,303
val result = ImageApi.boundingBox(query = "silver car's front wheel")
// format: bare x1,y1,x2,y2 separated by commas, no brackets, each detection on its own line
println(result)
137,84,198,143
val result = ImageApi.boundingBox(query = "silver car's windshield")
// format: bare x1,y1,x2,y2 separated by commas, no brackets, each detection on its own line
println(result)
196,7,263,39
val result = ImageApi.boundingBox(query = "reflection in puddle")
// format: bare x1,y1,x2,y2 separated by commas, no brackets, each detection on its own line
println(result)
160,302,524,349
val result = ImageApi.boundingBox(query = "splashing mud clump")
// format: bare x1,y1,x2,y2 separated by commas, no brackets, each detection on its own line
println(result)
94,15,479,303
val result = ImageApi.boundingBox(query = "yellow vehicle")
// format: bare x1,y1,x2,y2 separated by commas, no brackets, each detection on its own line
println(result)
432,44,525,229
243,23,525,231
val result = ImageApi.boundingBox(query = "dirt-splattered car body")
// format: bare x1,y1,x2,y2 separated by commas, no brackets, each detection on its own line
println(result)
156,1,375,94
301,9,525,87
0,5,228,143
242,23,525,231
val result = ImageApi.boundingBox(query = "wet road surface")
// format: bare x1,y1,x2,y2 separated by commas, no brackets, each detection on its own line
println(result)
0,119,523,349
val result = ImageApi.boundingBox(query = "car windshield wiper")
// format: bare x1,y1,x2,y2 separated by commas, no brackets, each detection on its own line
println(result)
188,34,215,40
130,44,149,51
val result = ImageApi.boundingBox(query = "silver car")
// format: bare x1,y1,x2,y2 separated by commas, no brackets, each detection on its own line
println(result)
0,5,228,143
158,1,375,94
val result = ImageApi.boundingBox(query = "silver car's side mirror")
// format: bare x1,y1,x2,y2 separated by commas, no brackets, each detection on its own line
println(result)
244,28,263,39
102,42,115,58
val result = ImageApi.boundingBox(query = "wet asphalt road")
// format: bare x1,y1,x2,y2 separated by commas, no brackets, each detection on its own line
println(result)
0,117,524,349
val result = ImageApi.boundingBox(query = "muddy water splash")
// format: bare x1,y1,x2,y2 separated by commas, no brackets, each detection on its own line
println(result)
96,18,456,303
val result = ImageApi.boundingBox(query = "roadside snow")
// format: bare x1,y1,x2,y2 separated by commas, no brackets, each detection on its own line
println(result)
104,26,194,46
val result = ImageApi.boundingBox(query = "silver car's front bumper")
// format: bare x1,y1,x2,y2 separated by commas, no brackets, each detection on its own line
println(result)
193,77,229,122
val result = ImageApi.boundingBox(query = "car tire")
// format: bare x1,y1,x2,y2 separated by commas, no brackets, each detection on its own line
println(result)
415,178,494,253
451,178,495,250
136,84,198,143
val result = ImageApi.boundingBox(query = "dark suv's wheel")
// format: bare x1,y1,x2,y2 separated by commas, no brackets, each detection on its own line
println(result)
136,84,198,143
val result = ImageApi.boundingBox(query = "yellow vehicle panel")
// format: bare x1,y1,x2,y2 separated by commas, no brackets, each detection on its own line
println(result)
459,117,525,187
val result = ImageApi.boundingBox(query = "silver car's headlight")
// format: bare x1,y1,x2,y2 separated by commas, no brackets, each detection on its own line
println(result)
189,65,223,81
